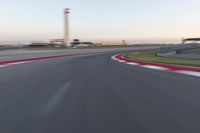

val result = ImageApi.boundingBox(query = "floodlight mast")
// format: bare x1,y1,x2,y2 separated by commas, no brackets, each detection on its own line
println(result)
64,8,70,47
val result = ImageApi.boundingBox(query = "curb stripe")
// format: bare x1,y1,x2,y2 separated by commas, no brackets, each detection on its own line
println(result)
112,54,200,78
0,52,100,68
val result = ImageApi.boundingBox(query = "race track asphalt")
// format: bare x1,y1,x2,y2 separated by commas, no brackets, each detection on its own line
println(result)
0,47,200,133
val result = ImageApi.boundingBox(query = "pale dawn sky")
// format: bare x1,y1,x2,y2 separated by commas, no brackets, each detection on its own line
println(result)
0,0,200,44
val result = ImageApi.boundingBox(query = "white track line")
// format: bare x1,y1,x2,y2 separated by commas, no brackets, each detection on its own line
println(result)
175,70,200,78
0,61,33,68
0,65,10,68
42,82,71,114
9,61,32,65
118,60,126,63
126,62,139,66
142,65,169,71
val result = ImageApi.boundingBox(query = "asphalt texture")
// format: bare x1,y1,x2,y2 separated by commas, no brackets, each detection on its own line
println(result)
0,47,200,133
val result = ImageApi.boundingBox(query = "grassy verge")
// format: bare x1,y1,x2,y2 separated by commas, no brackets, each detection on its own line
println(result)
125,52,200,67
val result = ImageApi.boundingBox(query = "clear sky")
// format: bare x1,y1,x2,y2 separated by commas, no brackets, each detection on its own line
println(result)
0,0,200,44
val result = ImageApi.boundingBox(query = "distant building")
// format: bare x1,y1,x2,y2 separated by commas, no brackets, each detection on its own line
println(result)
50,39,65,44
122,40,127,45
71,39,97,48
28,41,47,47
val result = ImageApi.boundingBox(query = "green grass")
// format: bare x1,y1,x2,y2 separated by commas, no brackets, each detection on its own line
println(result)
125,52,200,67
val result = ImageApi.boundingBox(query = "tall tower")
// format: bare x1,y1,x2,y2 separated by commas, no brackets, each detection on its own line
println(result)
64,8,70,47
